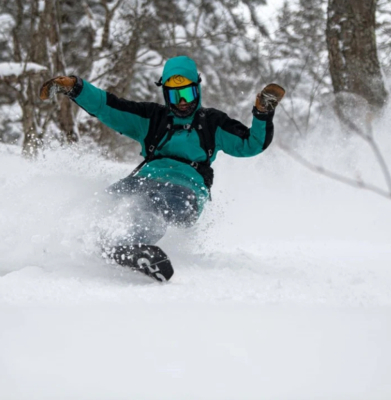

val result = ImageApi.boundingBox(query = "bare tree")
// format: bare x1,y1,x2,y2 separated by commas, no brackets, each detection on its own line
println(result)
0,0,78,157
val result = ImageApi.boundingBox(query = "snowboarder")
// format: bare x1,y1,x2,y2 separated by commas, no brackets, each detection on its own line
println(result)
40,55,284,282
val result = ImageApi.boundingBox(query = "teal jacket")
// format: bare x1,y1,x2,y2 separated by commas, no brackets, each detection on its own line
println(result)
71,56,274,212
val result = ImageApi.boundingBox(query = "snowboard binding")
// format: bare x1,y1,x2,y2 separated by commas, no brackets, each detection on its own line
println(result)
110,244,174,282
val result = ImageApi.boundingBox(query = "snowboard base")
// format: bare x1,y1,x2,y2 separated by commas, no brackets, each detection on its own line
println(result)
111,244,174,282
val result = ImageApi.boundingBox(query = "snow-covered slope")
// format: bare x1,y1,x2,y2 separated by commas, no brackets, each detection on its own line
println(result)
1,116,391,398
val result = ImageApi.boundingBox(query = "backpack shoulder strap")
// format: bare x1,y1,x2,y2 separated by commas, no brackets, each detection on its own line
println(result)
193,107,215,162
144,106,172,159
127,106,170,178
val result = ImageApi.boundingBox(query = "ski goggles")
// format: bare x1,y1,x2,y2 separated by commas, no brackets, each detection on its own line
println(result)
164,85,199,104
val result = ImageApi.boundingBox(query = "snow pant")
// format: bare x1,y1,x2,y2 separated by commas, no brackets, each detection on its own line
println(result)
104,175,199,246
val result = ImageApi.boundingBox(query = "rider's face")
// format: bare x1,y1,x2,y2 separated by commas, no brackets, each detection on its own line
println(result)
177,98,190,111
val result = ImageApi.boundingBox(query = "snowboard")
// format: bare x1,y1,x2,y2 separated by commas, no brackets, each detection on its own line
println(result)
111,244,174,282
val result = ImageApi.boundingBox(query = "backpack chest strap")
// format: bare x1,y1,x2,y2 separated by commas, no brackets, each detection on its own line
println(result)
150,155,214,189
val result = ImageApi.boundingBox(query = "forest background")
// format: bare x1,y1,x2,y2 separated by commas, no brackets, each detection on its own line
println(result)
0,0,391,199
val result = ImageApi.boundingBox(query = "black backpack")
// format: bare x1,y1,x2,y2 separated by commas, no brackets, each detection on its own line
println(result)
130,107,216,190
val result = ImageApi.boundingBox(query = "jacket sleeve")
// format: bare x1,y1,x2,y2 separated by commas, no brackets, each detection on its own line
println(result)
214,107,274,157
70,78,151,143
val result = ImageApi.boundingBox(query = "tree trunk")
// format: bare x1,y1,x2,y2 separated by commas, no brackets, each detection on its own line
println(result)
326,0,388,110
58,98,78,144
48,0,78,144
22,77,43,157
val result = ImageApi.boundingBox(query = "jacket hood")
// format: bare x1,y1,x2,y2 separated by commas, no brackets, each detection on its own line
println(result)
162,56,200,85
161,56,202,118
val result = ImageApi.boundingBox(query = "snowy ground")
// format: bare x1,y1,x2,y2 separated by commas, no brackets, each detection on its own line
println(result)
1,115,391,399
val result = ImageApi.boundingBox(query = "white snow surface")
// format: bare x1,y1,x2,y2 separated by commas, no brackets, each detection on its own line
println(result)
1,114,391,398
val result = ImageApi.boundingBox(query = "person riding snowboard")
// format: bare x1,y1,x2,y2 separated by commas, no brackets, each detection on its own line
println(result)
40,55,285,281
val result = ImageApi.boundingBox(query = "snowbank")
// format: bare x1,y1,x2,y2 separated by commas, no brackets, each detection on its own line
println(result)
0,103,391,398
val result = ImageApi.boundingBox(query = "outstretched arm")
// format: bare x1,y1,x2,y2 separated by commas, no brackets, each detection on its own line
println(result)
215,84,285,157
40,76,151,143
215,111,274,157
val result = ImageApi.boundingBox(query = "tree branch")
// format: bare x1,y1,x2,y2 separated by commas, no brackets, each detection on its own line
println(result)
278,141,391,200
